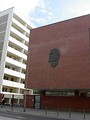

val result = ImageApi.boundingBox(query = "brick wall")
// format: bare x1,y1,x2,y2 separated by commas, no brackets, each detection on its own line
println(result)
28,14,90,90
41,92,90,110
0,94,3,101
26,95,34,108
25,93,90,110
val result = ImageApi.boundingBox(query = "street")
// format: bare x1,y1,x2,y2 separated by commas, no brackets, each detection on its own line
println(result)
0,111,67,120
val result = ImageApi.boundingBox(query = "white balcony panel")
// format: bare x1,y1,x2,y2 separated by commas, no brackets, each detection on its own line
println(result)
11,27,29,42
9,36,28,51
7,46,27,60
3,79,24,89
12,18,30,34
2,93,24,99
6,57,26,69
4,68,25,79
3,94,23,99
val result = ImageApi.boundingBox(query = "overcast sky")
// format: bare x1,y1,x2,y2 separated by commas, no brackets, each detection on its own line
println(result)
0,0,90,27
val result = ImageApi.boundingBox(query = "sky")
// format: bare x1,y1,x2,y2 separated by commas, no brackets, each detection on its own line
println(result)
0,0,90,27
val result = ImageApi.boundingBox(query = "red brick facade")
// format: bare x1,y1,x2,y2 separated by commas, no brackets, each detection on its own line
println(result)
25,93,90,110
40,91,90,110
26,95,34,108
28,15,90,89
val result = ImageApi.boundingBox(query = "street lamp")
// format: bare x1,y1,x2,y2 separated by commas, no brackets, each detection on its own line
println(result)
23,51,30,112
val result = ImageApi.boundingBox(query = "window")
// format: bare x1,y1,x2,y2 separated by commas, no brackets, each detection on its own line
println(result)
45,91,74,96
12,68,15,70
2,87,7,92
4,76,8,80
5,65,10,69
5,88,7,92
10,89,12,92
11,78,14,81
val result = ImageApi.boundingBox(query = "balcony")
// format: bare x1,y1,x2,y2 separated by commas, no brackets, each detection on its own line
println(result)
9,36,28,51
4,68,25,79
12,18,30,34
6,57,26,69
11,27,29,42
3,79,24,89
7,46,27,60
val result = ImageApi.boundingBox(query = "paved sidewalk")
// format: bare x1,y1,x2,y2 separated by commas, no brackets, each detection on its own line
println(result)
0,106,90,120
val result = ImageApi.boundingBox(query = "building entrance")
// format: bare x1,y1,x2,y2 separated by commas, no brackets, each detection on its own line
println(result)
34,95,40,109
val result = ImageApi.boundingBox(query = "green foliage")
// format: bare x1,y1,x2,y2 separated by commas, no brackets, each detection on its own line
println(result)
33,89,41,95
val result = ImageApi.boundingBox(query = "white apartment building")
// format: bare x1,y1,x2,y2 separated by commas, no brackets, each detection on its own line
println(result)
0,7,33,104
